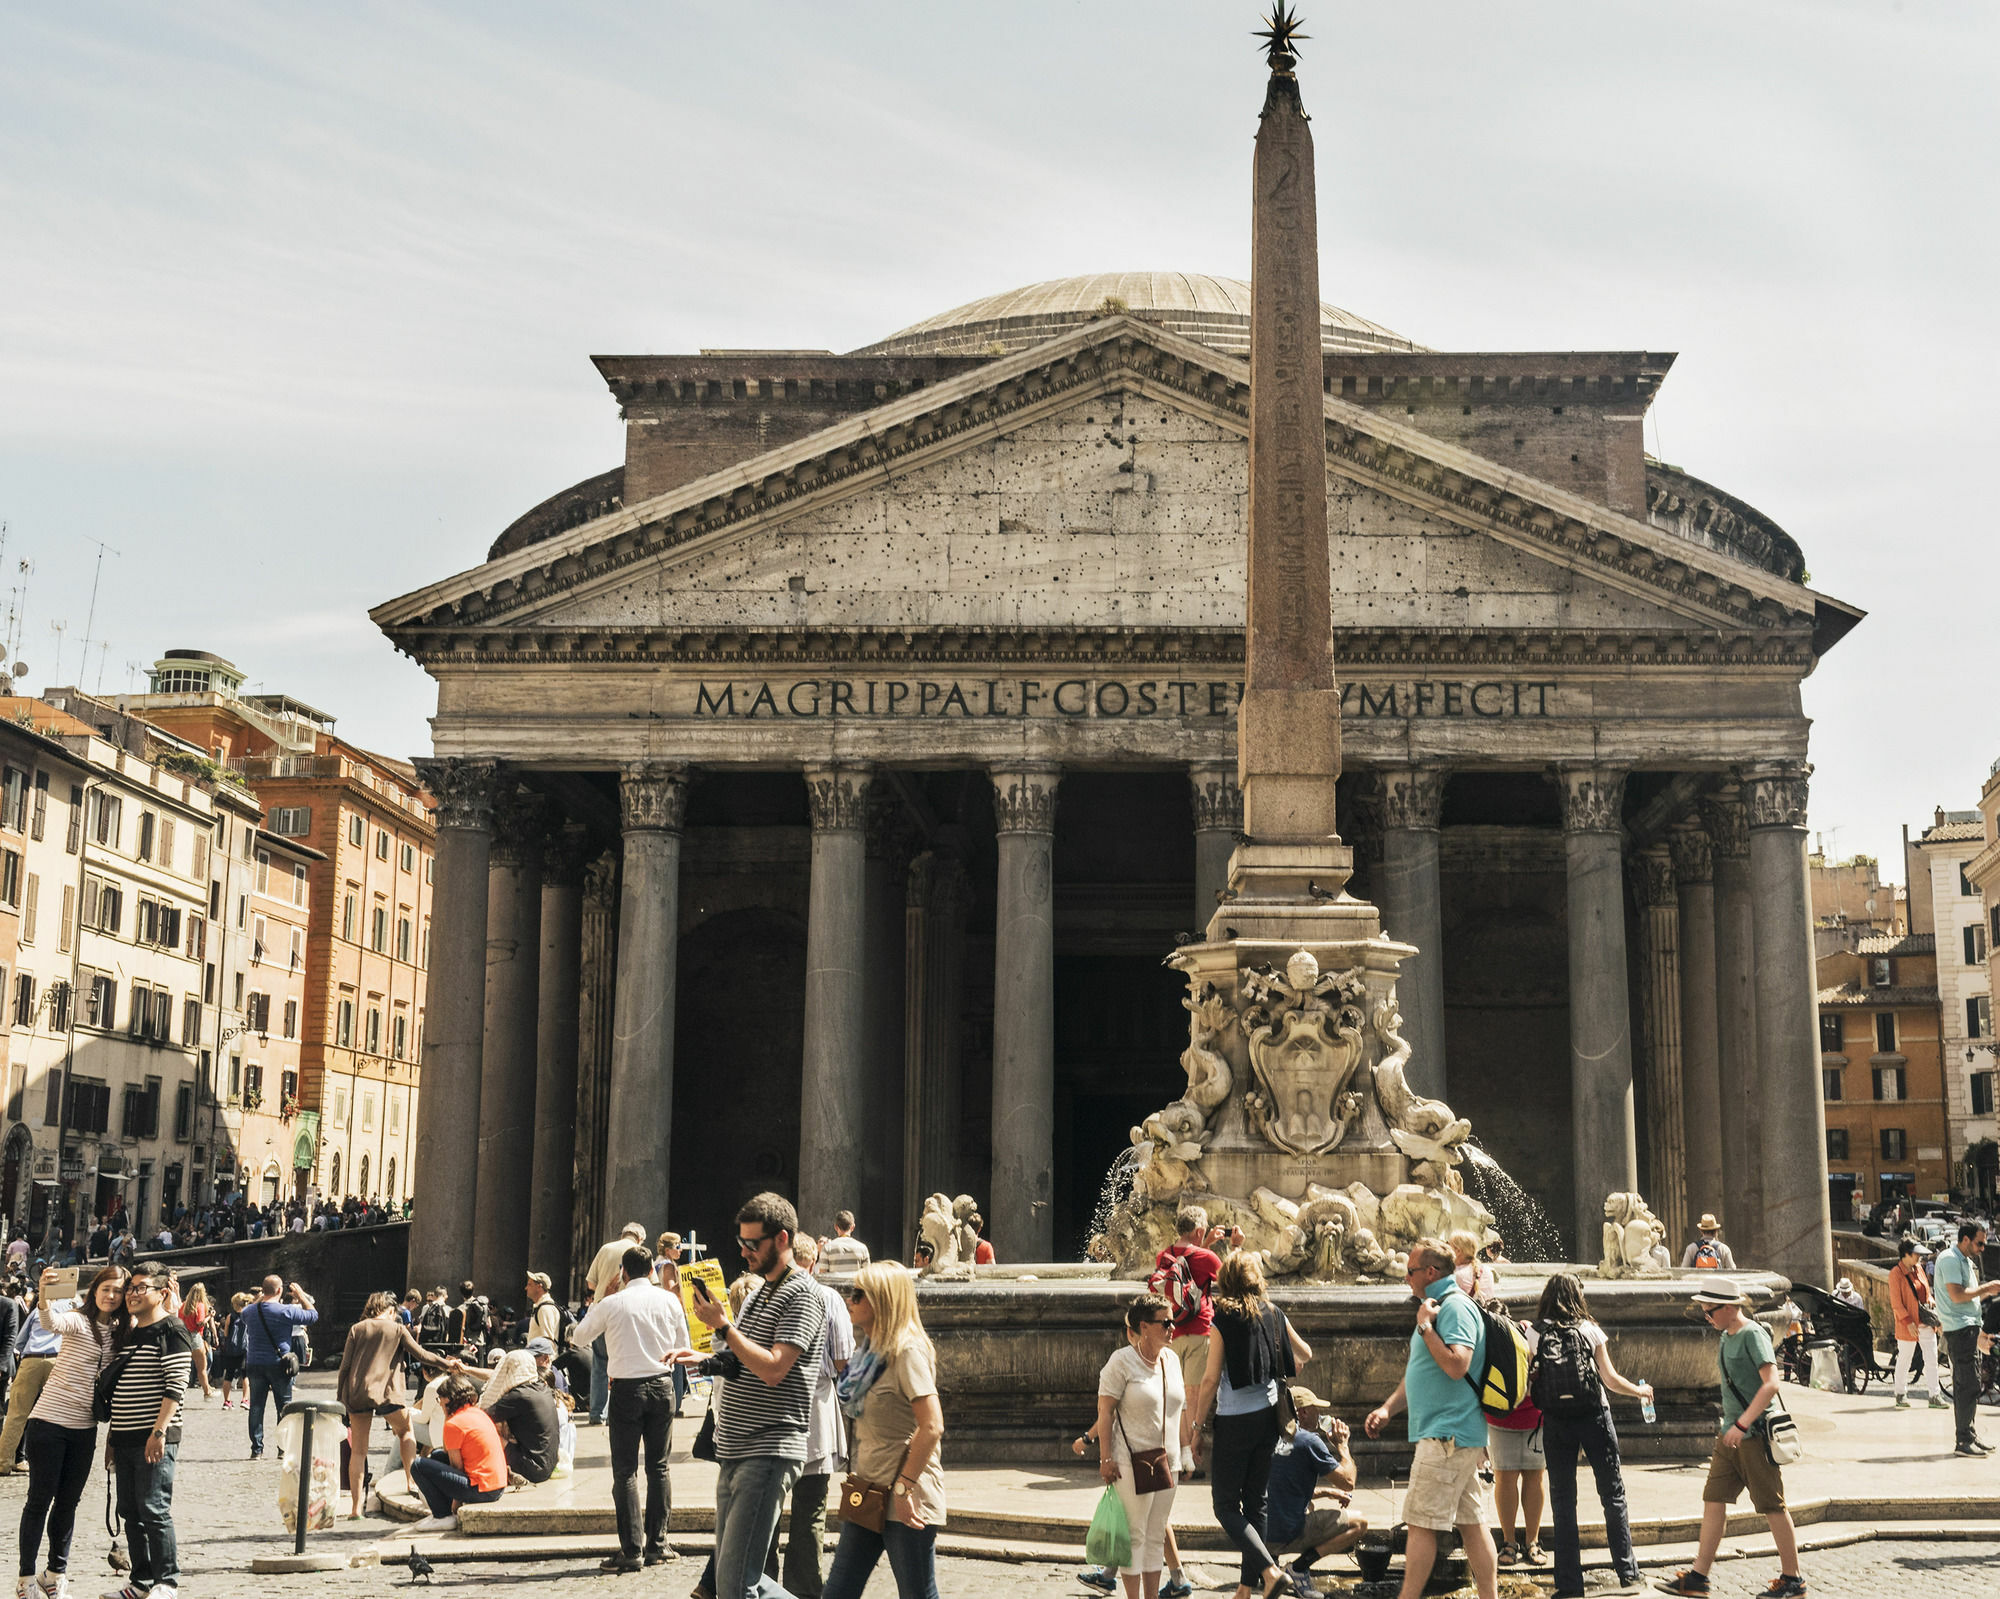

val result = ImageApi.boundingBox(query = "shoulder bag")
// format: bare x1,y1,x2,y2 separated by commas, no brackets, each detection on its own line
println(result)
256,1304,301,1379
837,1474,891,1533
1722,1358,1801,1466
1113,1356,1173,1494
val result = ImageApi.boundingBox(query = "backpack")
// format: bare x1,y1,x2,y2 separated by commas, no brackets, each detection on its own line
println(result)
1463,1299,1533,1420
1529,1321,1606,1420
460,1297,489,1341
1147,1248,1208,1330
1691,1239,1724,1270
225,1312,248,1357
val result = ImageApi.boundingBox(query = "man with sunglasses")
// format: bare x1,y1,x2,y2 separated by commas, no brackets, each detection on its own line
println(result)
1658,1280,1804,1598
103,1264,196,1599
680,1192,828,1599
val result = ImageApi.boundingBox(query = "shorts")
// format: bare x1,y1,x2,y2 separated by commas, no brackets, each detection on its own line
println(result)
1403,1437,1493,1533
347,1402,406,1420
1271,1505,1353,1555
1171,1333,1211,1469
1487,1421,1546,1472
1701,1432,1786,1514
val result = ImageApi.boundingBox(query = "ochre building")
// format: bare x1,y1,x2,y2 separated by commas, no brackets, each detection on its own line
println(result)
375,273,1860,1290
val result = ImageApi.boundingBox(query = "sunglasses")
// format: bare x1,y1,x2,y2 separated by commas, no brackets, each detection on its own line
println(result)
845,1288,867,1304
737,1234,771,1251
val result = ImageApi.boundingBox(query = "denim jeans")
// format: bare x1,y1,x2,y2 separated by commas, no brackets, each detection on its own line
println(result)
17,1419,95,1575
608,1375,674,1557
1946,1326,1983,1446
409,1454,505,1519
714,1454,803,1599
820,1518,941,1599
1210,1405,1282,1586
768,1472,829,1598
111,1438,180,1591
245,1361,294,1454
1543,1408,1638,1594
590,1336,609,1424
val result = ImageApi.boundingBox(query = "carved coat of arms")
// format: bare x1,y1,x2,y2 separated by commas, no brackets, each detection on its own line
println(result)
1239,951,1370,1157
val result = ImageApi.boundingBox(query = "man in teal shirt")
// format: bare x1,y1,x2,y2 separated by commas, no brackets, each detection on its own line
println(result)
1936,1220,2000,1455
1364,1238,1497,1599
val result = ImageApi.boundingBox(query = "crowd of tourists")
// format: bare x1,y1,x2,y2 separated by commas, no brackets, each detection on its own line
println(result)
3,1194,410,1276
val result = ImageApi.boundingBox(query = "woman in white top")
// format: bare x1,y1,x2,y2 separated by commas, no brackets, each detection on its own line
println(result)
18,1264,129,1599
1096,1293,1187,1599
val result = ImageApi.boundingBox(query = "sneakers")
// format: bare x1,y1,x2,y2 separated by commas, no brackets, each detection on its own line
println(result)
99,1588,149,1599
1893,1394,1910,1408
1657,1574,1710,1596
1287,1567,1321,1599
598,1554,642,1574
1931,1396,1950,1410
1161,1577,1194,1599
1762,1577,1808,1597
34,1573,66,1599
1954,1439,1993,1457
408,1514,457,1533
1078,1570,1117,1595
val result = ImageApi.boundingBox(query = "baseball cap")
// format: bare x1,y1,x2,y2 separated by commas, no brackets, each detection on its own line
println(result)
525,1337,556,1356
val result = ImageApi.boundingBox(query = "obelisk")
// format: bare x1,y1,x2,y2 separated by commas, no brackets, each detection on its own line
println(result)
1218,6,1356,929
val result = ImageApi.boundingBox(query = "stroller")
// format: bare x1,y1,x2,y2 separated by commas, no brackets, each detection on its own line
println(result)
1787,1282,1945,1395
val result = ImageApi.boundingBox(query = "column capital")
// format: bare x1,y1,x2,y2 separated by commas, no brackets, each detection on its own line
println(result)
1668,821,1714,886
414,757,501,833
805,764,873,833
1345,779,1385,867
1556,765,1626,835
906,846,970,912
1699,787,1751,860
582,851,619,910
542,821,594,886
489,788,550,868
865,787,921,864
1188,763,1243,833
1632,844,1677,908
1741,763,1812,831
990,765,1060,835
619,763,689,834
1380,765,1447,832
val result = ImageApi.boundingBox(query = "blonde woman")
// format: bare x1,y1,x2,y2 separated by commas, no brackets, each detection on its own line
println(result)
823,1261,946,1599
213,1291,255,1409
1191,1252,1312,1599
1448,1232,1496,1301
1097,1294,1185,1599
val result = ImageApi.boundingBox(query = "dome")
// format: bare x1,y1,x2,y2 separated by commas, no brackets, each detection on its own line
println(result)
850,271,1421,358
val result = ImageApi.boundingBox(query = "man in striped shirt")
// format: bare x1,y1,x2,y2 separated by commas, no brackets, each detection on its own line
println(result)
105,1263,196,1599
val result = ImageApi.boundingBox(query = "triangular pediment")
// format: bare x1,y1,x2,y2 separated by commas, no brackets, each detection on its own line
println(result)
372,316,1833,651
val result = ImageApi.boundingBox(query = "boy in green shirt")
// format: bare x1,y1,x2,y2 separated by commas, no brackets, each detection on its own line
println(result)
1658,1281,1804,1599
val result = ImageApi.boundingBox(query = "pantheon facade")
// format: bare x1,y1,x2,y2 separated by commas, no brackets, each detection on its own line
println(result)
375,273,1858,1292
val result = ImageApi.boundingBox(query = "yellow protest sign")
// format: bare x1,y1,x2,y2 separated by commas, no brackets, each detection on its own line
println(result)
680,1259,731,1353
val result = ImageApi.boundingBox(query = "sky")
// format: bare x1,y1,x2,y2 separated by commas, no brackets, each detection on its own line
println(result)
1,0,1993,878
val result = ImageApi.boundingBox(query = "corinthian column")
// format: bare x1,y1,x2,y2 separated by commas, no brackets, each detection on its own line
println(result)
799,764,872,1234
571,854,619,1283
1188,764,1242,929
1634,845,1688,1248
603,763,688,1239
903,839,968,1244
1702,787,1760,1256
529,824,588,1289
1378,766,1448,1099
1559,766,1637,1254
1744,763,1834,1287
473,788,546,1294
1670,822,1726,1238
409,758,499,1288
989,765,1059,1261
862,795,914,1255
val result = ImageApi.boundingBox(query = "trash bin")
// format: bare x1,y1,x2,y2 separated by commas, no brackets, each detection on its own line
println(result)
276,1402,346,1538
1806,1339,1844,1392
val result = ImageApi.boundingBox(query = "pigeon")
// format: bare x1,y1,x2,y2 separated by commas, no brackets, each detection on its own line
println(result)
107,1540,130,1574
399,1546,435,1585
1306,879,1336,900
1214,887,1239,904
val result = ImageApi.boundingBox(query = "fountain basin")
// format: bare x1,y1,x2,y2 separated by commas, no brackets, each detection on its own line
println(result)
918,1266,1786,1464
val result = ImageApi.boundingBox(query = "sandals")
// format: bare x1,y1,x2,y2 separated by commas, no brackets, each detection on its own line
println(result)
1497,1542,1519,1567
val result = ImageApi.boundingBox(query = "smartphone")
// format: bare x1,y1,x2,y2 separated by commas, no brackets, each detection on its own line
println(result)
45,1266,80,1303
691,1278,712,1302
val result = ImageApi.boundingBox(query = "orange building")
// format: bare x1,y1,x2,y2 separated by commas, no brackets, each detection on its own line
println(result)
1816,931,1950,1215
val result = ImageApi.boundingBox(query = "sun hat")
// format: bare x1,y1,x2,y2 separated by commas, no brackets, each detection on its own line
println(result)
1689,1278,1747,1307
1695,1214,1722,1232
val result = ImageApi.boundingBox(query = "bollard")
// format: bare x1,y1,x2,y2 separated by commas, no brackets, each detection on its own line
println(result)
248,1399,350,1573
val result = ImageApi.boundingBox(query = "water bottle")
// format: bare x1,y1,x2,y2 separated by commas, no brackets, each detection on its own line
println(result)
1640,1384,1657,1425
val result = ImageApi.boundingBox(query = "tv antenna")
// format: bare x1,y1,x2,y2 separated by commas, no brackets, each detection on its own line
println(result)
48,620,65,682
77,537,122,695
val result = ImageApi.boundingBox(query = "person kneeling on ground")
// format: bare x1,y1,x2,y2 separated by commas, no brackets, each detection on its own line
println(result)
1262,1386,1367,1599
408,1375,508,1532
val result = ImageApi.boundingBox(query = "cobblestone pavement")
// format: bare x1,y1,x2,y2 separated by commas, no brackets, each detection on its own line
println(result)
3,1379,1997,1595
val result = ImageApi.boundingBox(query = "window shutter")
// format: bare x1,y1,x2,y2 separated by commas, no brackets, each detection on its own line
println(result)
21,874,36,943
160,816,175,869
59,884,74,954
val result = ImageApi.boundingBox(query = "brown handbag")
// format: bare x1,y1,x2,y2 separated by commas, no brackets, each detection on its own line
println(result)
1114,1358,1174,1494
838,1475,892,1534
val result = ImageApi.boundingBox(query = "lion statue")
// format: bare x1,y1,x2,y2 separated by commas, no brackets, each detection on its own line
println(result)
915,1193,980,1278
1598,1191,1670,1279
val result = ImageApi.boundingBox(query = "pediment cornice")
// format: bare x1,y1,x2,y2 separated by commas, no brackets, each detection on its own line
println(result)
372,316,1828,646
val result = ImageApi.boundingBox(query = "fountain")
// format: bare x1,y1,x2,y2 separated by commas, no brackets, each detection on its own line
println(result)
912,14,1784,1464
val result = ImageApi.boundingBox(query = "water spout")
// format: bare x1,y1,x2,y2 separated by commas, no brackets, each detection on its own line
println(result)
1461,1140,1563,1261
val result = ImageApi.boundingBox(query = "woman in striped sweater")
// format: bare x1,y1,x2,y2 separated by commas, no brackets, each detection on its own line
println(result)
18,1264,130,1599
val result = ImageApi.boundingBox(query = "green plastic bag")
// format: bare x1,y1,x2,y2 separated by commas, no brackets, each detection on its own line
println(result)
1085,1483,1132,1569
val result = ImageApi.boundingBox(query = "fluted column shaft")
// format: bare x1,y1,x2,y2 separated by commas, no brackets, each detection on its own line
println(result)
1561,767,1637,1254
903,841,967,1245
990,766,1059,1261
409,759,499,1288
1379,766,1448,1100
799,766,872,1234
1705,790,1760,1255
473,790,545,1294
570,856,619,1285
1189,764,1242,930
1636,846,1688,1248
1671,824,1725,1239
862,798,913,1258
529,827,587,1291
1745,764,1835,1287
603,764,688,1240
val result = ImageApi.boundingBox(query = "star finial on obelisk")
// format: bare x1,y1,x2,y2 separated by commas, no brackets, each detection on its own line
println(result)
1253,4,1309,77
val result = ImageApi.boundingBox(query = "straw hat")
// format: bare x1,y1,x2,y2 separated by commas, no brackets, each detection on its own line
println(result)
1695,1214,1722,1233
1688,1278,1747,1307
